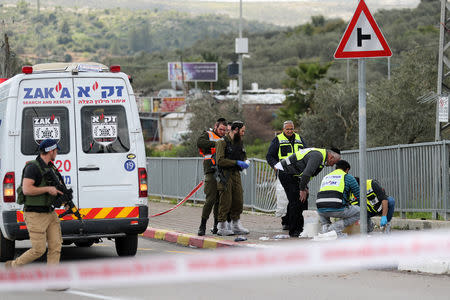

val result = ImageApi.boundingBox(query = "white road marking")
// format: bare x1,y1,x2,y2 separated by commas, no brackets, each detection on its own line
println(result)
65,290,141,300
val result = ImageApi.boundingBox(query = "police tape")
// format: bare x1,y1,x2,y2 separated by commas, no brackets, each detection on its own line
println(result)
0,229,449,291
150,180,204,217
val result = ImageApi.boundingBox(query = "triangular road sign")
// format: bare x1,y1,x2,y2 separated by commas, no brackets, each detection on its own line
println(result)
334,0,392,59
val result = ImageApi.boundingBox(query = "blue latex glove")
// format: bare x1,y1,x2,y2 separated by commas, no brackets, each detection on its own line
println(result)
236,160,249,169
380,216,388,227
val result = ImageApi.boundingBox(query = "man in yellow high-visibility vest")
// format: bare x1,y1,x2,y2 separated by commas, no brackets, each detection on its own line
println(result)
316,160,360,238
266,120,306,232
276,147,341,237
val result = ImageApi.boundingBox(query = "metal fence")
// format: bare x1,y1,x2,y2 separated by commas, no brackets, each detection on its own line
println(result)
147,140,450,220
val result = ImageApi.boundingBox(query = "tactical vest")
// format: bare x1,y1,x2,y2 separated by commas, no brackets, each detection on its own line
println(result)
280,148,326,176
23,160,56,207
198,130,221,165
277,133,304,159
350,179,381,214
316,168,346,209
224,136,245,162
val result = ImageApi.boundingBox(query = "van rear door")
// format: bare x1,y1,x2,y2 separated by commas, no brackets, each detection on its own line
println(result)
74,77,138,209
16,77,78,204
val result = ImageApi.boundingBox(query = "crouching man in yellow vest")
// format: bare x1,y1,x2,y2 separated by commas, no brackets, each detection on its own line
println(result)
315,160,360,238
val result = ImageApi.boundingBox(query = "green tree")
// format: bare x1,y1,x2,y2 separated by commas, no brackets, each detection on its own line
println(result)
367,48,436,146
17,0,29,14
278,61,332,128
300,81,359,149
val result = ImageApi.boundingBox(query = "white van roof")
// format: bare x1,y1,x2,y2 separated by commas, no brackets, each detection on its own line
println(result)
32,62,109,73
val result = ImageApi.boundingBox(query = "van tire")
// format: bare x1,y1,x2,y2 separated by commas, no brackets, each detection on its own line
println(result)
115,234,138,257
0,231,15,262
74,240,94,248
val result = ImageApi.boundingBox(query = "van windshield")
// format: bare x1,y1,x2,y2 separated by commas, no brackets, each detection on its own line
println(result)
81,105,130,154
21,107,70,155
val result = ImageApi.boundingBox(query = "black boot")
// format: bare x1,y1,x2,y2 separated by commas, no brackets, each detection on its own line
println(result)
210,219,218,234
198,218,207,236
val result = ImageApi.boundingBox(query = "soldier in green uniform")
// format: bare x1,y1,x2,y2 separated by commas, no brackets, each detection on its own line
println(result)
215,121,250,236
196,118,227,235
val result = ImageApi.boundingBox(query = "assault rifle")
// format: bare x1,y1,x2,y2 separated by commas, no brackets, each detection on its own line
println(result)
44,165,82,220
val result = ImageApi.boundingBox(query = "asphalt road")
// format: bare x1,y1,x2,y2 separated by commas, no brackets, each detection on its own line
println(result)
1,237,449,300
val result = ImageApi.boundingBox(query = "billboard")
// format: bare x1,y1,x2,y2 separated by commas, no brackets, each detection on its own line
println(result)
168,62,217,82
152,97,186,113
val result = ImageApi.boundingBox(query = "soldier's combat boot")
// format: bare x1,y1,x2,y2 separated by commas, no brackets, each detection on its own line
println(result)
197,218,207,236
210,219,218,234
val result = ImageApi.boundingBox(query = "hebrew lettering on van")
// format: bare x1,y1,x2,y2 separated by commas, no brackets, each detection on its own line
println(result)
91,114,118,146
33,115,61,144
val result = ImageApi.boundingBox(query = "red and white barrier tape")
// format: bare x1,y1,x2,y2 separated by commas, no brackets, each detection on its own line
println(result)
0,229,449,291
150,180,204,217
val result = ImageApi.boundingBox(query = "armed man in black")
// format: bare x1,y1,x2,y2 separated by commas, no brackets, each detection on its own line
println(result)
6,139,64,268
276,147,341,237
196,118,227,236
215,121,250,236
266,120,307,231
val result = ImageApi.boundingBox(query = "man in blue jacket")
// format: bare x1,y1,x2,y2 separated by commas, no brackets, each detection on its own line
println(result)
266,120,307,231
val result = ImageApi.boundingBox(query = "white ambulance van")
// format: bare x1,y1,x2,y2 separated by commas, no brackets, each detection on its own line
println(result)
0,62,149,261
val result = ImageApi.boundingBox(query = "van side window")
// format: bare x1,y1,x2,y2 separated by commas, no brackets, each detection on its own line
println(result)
21,107,70,155
81,105,130,153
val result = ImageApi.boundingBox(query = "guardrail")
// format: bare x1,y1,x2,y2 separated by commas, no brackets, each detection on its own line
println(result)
147,140,450,220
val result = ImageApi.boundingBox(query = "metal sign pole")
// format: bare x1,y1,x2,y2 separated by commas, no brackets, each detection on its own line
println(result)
358,58,368,234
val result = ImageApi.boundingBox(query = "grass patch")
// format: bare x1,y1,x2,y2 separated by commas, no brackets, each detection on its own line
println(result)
393,212,445,221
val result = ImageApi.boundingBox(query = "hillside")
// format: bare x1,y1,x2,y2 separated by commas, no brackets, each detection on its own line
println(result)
105,0,439,94
2,0,421,27
0,1,276,64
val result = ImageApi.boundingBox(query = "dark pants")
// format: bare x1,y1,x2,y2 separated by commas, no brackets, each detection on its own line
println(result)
278,172,306,236
201,173,219,221
217,170,243,222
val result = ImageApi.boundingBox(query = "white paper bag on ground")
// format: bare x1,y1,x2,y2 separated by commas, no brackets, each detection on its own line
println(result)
275,178,288,217
300,210,320,238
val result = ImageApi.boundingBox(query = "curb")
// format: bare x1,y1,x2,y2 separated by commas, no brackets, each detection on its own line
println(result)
142,227,245,249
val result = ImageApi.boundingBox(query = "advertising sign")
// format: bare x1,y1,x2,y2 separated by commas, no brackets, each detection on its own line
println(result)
159,97,185,112
168,62,217,82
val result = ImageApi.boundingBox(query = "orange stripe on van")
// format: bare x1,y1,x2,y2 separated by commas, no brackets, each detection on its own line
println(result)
16,207,140,222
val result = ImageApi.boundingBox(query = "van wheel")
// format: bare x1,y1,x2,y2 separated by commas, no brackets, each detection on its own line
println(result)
0,231,15,262
74,240,94,248
115,234,138,257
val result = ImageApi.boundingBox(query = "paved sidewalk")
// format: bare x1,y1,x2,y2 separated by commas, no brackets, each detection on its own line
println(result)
143,200,450,249
144,200,293,248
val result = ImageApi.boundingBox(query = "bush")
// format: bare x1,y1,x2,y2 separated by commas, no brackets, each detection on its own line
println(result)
245,140,271,159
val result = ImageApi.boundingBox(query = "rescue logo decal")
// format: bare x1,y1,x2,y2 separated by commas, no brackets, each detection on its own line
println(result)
22,81,72,105
127,153,136,159
92,113,117,146
124,160,135,172
33,115,60,144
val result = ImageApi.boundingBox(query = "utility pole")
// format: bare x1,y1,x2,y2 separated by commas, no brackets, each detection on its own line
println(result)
37,0,40,14
436,0,450,140
235,0,248,111
238,0,243,110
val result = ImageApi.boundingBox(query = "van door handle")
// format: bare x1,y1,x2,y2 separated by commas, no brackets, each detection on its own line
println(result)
79,167,100,171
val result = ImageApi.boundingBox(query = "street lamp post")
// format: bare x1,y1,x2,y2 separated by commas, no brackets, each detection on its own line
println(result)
238,0,243,110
